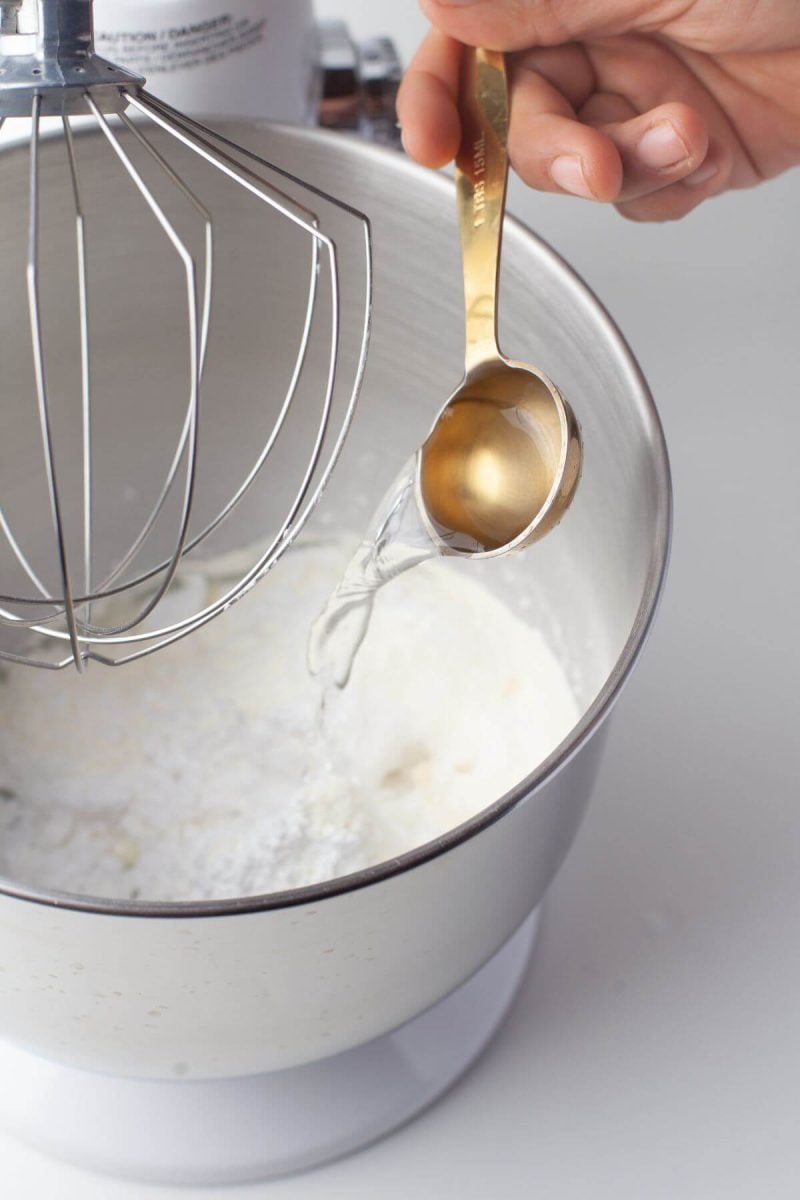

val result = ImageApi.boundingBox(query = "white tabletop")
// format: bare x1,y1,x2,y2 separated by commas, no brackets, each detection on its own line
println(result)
4,4,800,1196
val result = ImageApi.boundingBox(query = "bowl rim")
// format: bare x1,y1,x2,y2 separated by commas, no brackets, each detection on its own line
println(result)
0,124,673,919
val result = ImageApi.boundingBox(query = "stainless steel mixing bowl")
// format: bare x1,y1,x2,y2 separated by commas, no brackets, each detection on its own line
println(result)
0,123,670,1089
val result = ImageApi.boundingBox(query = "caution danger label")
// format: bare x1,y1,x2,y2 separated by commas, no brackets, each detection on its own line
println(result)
96,14,267,75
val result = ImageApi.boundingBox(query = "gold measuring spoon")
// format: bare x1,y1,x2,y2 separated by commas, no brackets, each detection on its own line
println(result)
417,47,582,555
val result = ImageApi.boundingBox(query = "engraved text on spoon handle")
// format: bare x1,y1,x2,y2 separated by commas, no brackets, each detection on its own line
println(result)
455,46,509,374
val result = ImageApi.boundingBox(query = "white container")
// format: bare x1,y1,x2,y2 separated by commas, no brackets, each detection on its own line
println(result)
93,0,319,122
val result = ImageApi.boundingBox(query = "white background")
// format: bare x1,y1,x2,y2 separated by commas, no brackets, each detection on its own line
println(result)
4,1,800,1196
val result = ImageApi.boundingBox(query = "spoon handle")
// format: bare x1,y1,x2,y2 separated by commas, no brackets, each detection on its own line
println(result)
456,46,509,374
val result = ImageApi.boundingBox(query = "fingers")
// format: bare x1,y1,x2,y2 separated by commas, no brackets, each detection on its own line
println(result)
419,0,653,51
505,62,623,200
586,36,745,216
396,29,462,167
507,52,709,205
584,101,711,200
614,156,723,221
507,38,740,218
399,24,739,222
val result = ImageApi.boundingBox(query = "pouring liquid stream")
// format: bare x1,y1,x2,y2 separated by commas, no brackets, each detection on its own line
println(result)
305,459,440,797
308,458,440,691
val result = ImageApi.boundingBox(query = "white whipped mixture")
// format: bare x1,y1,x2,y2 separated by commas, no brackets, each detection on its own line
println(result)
0,538,579,903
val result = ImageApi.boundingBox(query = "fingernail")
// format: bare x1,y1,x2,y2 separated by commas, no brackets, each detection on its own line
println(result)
684,159,718,188
637,121,689,169
550,155,594,199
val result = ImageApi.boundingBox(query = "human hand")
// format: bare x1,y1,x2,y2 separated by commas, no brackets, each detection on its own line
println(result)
397,0,800,220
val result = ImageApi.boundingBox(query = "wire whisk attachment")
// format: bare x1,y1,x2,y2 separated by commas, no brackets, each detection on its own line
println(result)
0,0,372,671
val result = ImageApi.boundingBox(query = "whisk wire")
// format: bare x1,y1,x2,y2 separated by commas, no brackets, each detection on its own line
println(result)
0,103,74,623
0,507,53,608
166,230,322,559
27,94,85,669
78,109,215,612
128,93,335,246
62,116,93,624
140,92,375,232
84,93,202,638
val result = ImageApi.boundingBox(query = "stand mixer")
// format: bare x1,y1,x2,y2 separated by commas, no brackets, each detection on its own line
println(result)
0,1,672,1186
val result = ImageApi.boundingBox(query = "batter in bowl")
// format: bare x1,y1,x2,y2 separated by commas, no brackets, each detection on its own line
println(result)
0,538,578,902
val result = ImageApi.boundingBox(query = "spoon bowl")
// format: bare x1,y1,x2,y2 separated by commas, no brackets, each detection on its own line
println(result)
418,359,581,555
415,47,582,557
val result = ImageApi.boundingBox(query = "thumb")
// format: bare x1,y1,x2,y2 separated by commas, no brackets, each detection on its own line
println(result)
419,0,653,51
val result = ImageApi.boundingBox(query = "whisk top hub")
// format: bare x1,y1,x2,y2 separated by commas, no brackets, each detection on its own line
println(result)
0,0,143,116
0,56,142,117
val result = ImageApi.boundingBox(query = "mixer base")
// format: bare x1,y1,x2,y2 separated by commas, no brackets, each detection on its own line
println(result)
0,909,539,1186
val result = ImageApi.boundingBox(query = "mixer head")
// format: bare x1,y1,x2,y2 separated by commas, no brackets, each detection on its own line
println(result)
0,0,372,671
